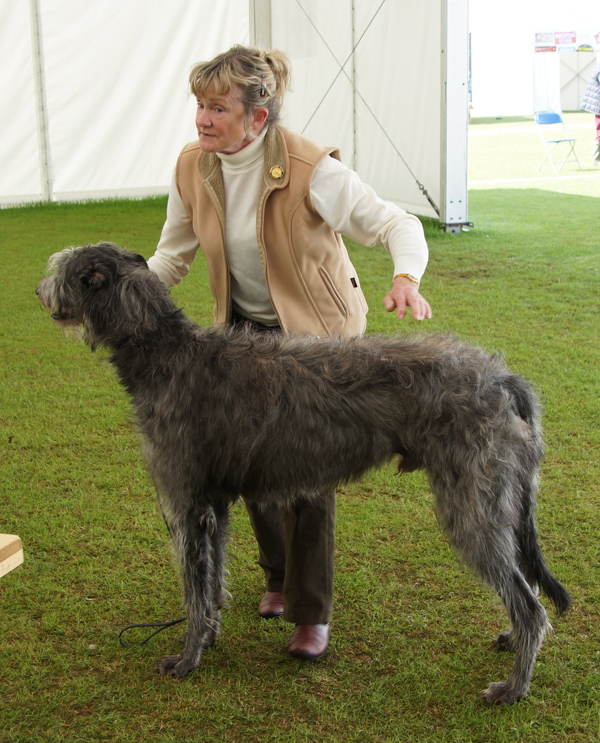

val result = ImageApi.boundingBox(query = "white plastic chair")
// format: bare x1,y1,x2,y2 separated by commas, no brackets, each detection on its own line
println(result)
535,113,582,173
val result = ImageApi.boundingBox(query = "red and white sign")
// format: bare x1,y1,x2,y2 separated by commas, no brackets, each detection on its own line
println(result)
535,30,600,52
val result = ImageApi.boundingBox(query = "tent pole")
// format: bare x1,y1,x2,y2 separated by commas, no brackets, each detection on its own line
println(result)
29,0,53,202
440,0,470,232
249,0,272,49
351,0,357,171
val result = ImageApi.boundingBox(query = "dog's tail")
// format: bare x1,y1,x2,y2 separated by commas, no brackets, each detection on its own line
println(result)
504,373,572,616
518,504,571,615
503,371,540,431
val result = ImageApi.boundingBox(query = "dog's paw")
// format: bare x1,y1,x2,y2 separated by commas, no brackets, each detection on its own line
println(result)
201,622,221,648
156,654,197,678
481,681,525,705
492,631,516,653
202,630,218,648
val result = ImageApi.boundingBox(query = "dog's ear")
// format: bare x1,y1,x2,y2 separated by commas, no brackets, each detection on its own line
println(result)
132,252,148,268
81,264,109,290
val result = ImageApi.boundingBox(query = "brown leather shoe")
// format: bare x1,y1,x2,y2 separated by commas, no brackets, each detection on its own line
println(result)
287,623,331,660
258,591,284,618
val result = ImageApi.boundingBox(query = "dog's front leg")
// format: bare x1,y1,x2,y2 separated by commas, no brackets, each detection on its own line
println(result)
157,504,220,678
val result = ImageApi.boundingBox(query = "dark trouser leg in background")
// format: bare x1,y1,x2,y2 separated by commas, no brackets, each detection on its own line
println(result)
244,490,336,624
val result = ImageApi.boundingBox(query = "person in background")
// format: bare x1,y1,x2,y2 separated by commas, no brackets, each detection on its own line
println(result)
580,63,600,166
147,45,432,661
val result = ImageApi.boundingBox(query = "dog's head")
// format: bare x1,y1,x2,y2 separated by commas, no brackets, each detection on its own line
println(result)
36,242,168,348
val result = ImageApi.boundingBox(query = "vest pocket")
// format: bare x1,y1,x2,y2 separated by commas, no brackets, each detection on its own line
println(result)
319,267,349,318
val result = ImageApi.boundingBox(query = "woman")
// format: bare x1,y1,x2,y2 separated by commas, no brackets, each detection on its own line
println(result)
580,63,600,165
148,45,432,660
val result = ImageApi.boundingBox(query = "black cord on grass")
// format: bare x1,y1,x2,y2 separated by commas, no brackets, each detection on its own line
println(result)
119,616,187,647
118,498,189,648
117,495,187,648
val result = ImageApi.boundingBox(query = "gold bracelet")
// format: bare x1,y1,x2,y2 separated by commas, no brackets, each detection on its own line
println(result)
393,273,419,285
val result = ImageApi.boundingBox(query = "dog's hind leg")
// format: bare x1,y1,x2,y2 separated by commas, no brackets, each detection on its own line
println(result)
494,441,570,656
507,386,570,617
455,524,549,703
493,505,571,659
157,503,226,678
432,470,550,704
481,567,549,704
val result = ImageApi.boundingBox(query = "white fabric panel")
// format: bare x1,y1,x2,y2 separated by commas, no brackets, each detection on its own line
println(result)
1,0,248,204
273,1,355,164
1,0,455,216
533,52,562,114
271,0,439,219
0,2,42,202
560,51,597,111
353,1,440,218
42,0,248,199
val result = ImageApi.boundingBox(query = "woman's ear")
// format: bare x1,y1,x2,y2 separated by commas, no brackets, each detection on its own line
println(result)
252,107,269,131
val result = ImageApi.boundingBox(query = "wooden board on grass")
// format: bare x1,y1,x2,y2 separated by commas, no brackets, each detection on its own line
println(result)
0,534,24,577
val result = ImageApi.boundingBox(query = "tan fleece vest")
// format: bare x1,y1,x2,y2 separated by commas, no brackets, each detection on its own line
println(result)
175,126,368,338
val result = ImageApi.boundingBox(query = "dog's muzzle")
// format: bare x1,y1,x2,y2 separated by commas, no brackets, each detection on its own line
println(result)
36,285,75,323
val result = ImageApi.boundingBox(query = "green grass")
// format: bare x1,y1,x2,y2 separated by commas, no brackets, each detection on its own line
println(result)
469,111,600,198
1,184,599,742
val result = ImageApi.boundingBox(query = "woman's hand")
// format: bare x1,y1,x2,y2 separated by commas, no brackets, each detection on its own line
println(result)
383,275,432,321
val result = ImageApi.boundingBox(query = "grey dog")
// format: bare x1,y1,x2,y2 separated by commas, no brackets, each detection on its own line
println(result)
36,242,570,704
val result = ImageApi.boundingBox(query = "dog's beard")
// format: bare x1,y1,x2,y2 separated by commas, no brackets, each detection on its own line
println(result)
53,319,85,342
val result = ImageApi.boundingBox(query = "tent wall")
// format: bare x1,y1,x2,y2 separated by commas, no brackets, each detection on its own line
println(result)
252,0,469,229
0,1,41,203
534,49,599,114
560,52,598,111
0,0,249,206
1,0,469,230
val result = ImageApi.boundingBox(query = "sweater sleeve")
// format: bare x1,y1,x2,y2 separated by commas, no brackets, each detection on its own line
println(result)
309,155,429,281
147,169,201,288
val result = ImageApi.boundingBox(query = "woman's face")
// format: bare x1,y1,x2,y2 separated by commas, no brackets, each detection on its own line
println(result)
195,85,267,154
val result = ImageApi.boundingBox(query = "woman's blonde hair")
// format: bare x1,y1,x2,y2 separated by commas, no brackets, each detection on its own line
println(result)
189,45,292,128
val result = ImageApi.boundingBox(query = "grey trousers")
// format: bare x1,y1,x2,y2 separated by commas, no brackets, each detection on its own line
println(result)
244,491,336,624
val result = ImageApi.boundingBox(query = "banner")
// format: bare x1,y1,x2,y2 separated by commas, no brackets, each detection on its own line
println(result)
535,30,600,53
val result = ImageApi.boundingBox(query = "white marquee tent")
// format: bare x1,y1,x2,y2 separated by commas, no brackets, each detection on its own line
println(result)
0,0,470,229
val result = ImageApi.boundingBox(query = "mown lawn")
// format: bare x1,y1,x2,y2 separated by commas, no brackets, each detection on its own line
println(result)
0,184,598,741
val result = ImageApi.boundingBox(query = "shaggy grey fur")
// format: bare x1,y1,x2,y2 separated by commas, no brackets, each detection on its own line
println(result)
36,242,570,704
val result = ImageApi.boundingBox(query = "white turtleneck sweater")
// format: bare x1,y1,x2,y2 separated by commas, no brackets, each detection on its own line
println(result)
149,128,428,326
217,130,275,324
